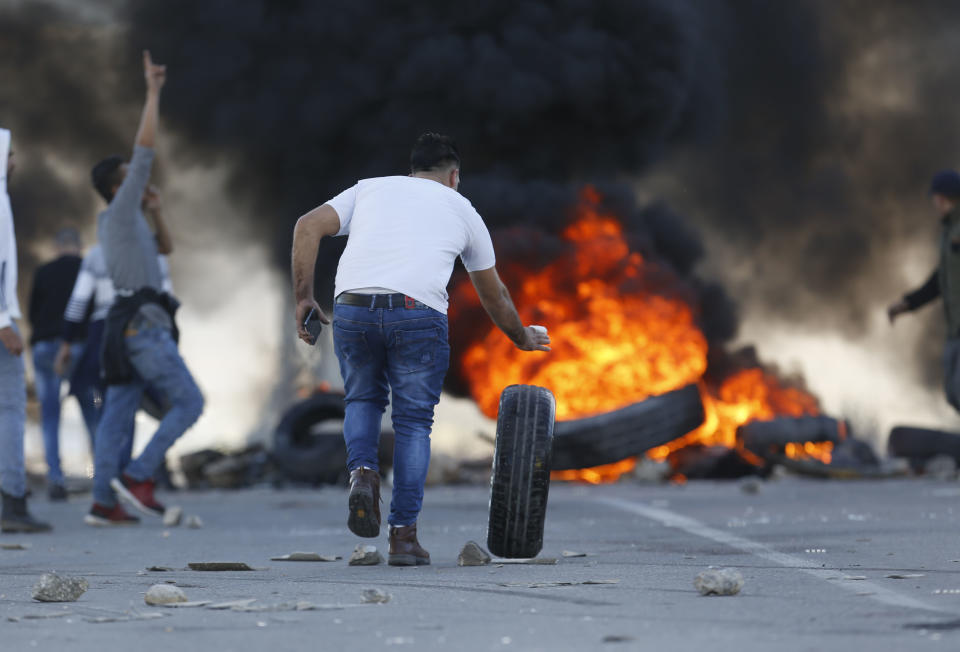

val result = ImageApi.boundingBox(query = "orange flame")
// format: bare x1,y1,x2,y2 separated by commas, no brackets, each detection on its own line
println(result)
456,188,830,482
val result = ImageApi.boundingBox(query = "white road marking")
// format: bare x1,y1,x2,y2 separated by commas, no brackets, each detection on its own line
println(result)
597,496,950,614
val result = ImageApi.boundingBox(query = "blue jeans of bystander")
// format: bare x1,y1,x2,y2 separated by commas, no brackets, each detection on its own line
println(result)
92,326,203,507
0,323,27,497
32,339,93,486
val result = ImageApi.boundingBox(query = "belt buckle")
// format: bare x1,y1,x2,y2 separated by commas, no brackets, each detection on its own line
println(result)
404,296,416,309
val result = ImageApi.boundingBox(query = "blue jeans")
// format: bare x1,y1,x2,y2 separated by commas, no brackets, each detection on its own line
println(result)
0,323,26,497
333,301,449,527
33,339,95,485
93,326,204,506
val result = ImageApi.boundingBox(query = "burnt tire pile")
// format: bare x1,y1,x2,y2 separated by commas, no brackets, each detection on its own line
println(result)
551,383,705,469
487,384,556,559
888,426,960,471
272,392,393,485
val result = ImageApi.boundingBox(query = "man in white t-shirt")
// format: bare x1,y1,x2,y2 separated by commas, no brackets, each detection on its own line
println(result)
291,133,550,565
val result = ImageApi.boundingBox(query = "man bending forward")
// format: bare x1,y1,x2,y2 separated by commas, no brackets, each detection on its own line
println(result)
291,133,549,565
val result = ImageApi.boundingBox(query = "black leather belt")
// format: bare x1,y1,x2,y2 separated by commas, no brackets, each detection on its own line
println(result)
336,292,427,309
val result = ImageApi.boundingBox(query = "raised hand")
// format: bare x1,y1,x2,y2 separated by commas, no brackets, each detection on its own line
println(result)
143,50,166,93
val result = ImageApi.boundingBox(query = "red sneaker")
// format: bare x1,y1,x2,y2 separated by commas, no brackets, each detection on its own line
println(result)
84,502,140,527
111,474,166,517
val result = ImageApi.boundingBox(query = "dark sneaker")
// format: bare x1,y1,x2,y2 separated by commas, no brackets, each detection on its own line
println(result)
111,474,165,517
1,491,52,533
347,467,381,538
388,523,430,566
48,484,68,502
84,503,140,527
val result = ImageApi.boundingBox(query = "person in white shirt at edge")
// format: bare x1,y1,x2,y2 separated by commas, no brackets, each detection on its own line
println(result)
291,133,550,566
0,128,52,532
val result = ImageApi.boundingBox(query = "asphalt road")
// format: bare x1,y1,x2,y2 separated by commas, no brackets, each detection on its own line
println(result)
2,477,960,651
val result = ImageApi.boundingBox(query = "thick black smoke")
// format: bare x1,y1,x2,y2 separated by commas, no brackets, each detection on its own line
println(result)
119,0,759,342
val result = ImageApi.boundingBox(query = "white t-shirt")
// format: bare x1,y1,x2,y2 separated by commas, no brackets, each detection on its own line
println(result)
327,176,496,314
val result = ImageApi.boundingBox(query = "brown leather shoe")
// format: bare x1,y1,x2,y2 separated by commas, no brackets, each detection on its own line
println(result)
347,467,381,538
388,523,430,566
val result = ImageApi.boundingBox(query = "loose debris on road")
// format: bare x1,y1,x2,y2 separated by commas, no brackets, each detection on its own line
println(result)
348,544,384,566
457,541,492,566
1,542,30,550
32,573,89,602
561,550,588,558
185,515,204,529
270,552,341,562
360,588,391,604
494,558,558,565
162,506,183,527
187,562,255,571
694,568,744,596
498,580,619,588
145,584,188,605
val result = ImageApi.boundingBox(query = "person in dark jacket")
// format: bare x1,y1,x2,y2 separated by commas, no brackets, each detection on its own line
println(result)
28,227,97,501
889,169,960,413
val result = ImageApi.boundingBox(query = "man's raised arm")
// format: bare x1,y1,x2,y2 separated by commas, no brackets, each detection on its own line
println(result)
291,204,341,343
109,51,166,224
468,266,551,352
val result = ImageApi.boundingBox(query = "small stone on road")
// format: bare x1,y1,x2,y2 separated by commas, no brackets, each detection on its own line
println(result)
145,584,189,605
348,544,384,566
32,574,89,602
694,568,744,596
458,541,492,566
360,588,391,604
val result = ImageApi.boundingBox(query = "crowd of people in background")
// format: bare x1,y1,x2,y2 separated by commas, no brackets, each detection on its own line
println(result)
0,51,203,534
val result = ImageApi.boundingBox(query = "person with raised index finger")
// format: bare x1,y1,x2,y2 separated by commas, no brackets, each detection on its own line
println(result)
291,133,550,566
85,51,204,527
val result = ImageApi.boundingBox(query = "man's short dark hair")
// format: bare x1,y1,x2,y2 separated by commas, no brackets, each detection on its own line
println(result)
410,133,461,173
91,155,125,202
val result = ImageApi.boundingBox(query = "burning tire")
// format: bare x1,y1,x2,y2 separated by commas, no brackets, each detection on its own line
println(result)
272,392,393,485
740,416,845,459
551,384,704,470
488,384,556,559
888,426,960,465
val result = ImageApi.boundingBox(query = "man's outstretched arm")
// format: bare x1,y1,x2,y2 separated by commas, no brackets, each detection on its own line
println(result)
291,204,341,343
110,51,166,226
468,266,551,352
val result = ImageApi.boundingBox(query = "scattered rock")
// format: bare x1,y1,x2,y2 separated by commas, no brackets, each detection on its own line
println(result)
602,635,635,644
457,541,491,566
145,584,188,605
694,568,744,596
925,454,958,480
188,562,254,571
185,515,204,529
32,574,89,602
162,506,183,527
1,542,30,550
147,566,176,572
348,544,384,566
740,479,761,495
360,588,391,604
561,550,588,558
163,601,211,608
270,552,341,562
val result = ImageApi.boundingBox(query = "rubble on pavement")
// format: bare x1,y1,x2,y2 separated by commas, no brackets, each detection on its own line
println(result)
694,568,744,596
348,544,384,566
145,584,189,605
457,541,492,566
32,574,89,602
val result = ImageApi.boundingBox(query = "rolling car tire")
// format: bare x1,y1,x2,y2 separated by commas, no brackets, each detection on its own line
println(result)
487,384,556,559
